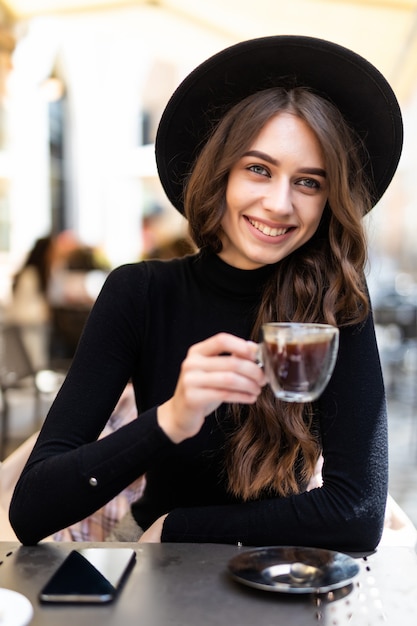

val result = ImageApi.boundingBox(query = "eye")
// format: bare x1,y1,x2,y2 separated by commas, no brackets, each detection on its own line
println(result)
247,164,270,177
296,177,321,190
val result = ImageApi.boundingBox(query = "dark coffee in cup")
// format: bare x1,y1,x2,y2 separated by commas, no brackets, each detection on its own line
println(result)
258,323,339,402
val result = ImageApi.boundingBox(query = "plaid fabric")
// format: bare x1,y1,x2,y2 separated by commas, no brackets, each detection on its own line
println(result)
53,384,146,542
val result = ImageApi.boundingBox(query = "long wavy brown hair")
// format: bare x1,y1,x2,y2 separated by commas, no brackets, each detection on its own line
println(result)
184,87,372,501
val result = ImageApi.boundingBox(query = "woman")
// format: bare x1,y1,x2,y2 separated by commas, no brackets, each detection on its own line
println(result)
7,236,54,370
9,36,403,550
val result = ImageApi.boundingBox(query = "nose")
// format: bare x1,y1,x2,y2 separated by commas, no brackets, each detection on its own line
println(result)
263,178,293,215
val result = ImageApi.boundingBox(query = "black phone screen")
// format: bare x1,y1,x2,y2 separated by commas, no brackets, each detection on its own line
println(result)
39,548,136,604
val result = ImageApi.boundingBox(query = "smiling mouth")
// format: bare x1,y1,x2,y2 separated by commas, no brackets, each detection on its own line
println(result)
247,217,292,237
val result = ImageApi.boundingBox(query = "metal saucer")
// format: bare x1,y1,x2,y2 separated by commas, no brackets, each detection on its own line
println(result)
228,545,359,594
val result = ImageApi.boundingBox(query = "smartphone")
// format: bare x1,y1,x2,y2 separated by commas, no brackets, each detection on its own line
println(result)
39,547,136,604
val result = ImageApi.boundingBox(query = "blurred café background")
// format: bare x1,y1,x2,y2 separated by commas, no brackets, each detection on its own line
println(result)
0,1,417,525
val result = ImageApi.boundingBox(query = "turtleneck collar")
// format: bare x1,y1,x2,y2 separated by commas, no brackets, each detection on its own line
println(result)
193,249,277,300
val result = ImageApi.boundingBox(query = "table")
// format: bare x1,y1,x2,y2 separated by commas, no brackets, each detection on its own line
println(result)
0,541,416,625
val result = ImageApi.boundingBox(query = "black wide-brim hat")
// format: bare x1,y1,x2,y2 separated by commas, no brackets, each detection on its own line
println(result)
155,35,403,215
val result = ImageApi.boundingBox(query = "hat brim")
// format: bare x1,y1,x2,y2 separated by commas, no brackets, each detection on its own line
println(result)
155,35,403,215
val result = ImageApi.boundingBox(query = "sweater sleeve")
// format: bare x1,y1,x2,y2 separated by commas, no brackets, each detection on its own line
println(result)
9,265,175,545
162,313,388,553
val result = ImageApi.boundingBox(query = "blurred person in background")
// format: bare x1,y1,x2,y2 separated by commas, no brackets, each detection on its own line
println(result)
141,200,196,261
143,236,196,260
47,231,110,364
6,235,55,370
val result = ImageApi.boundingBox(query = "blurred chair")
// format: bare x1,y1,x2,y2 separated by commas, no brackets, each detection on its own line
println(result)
380,494,417,548
0,323,64,460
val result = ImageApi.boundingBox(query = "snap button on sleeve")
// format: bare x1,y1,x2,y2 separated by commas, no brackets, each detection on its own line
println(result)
89,477,98,487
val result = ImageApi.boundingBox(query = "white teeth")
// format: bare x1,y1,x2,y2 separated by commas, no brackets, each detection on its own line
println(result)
248,218,289,237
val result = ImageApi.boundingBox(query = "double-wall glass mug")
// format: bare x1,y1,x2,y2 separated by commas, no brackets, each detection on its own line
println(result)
257,323,339,402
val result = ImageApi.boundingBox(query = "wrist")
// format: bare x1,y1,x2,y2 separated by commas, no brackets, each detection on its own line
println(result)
157,399,188,443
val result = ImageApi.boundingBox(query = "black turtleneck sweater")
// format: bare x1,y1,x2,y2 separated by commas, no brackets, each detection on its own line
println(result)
10,251,388,550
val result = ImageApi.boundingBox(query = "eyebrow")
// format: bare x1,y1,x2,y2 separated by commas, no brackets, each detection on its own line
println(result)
242,150,327,178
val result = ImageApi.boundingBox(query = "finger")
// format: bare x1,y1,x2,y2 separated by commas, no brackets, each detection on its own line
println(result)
181,368,264,398
189,333,256,359
182,387,260,410
183,353,267,385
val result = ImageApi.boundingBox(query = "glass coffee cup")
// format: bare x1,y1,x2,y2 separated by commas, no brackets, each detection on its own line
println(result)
257,323,339,402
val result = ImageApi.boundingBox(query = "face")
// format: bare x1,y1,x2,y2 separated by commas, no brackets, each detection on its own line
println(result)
219,112,328,270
